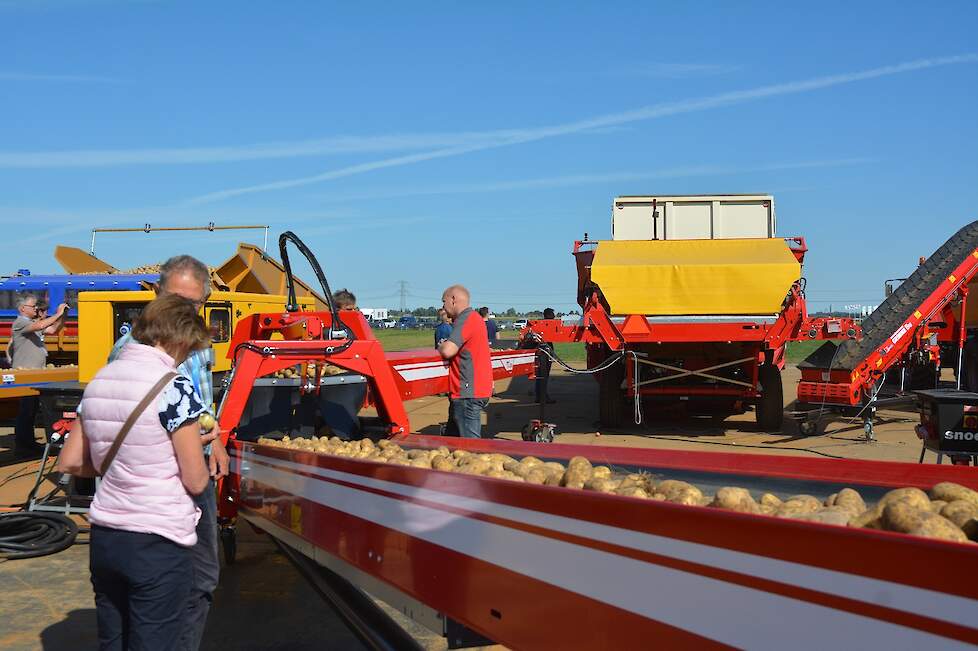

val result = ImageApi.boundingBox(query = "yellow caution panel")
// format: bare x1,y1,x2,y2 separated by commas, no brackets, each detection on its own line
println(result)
590,238,801,316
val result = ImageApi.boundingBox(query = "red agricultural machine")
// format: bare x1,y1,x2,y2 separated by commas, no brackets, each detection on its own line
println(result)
524,195,856,431
205,230,978,649
796,220,978,438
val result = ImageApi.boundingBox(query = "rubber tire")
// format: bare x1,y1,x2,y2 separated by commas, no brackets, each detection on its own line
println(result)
756,365,784,432
221,527,237,566
598,363,625,429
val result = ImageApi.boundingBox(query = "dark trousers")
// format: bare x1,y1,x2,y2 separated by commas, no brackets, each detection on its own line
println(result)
178,479,220,651
90,525,192,650
450,397,488,439
14,395,39,447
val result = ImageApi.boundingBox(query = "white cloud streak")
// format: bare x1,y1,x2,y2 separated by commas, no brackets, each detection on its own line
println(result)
309,158,874,203
616,62,742,78
184,54,978,205
0,132,532,168
0,71,122,83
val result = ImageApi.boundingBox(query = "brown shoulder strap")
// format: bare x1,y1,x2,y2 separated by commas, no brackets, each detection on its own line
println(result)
99,372,178,476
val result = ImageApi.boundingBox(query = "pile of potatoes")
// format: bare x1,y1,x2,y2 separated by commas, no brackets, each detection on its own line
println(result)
257,436,978,544
120,264,218,275
5,364,77,372
269,363,344,380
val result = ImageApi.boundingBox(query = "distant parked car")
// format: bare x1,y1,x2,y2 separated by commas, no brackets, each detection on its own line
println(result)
381,318,397,329
513,319,528,330
397,315,419,329
496,321,508,331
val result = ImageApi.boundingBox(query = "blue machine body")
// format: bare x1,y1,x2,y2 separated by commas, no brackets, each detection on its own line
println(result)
0,272,159,320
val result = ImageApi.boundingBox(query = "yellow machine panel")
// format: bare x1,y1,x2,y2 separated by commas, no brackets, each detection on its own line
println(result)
78,290,314,383
590,238,801,316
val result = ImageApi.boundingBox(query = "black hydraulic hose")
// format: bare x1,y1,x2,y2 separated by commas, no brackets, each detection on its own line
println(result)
0,512,78,560
277,230,356,357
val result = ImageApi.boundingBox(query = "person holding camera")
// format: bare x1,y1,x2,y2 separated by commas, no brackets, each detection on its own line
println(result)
10,293,68,456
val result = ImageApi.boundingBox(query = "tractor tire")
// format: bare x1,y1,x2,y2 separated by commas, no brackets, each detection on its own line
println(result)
756,365,784,432
598,363,625,429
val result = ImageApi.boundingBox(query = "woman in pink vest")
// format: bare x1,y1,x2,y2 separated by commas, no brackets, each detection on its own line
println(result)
59,294,212,650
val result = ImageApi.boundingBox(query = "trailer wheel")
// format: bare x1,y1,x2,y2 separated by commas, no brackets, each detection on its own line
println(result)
756,365,783,432
598,363,625,428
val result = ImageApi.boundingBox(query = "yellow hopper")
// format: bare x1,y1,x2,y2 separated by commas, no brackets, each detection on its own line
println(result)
589,238,801,316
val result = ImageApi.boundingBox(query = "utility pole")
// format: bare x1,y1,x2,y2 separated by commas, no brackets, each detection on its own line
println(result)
399,280,408,313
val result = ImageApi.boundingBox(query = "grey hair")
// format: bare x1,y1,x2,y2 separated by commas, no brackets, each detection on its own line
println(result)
159,255,211,296
14,292,38,309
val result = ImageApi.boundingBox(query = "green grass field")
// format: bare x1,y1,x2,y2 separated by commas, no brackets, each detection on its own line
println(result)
785,339,827,364
376,327,819,365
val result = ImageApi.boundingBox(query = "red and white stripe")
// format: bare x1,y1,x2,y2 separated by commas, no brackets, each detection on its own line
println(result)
233,448,978,650
391,352,536,382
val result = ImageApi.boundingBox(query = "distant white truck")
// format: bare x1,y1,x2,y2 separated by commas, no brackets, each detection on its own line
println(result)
361,307,390,323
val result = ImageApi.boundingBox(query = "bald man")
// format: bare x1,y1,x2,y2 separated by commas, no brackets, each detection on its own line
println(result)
438,285,492,438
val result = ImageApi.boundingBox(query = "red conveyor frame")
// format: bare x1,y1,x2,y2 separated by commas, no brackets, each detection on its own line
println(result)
230,435,978,650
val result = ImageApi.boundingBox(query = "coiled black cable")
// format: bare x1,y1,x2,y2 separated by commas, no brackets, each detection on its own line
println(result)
0,512,78,560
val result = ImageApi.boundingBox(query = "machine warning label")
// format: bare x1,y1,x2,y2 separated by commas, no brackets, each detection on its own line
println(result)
890,321,913,346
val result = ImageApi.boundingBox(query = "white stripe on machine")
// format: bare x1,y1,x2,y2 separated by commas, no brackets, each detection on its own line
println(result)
238,451,976,648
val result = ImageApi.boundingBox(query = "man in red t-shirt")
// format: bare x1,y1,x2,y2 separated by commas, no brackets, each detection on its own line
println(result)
438,285,492,438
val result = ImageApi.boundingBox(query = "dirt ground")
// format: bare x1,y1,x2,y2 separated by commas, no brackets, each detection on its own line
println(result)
0,364,939,649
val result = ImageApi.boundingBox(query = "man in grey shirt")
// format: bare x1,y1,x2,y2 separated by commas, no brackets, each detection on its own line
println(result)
11,293,68,456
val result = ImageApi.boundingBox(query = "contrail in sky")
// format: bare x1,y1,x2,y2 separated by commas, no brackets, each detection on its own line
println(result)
0,71,122,83
183,53,978,205
0,132,527,168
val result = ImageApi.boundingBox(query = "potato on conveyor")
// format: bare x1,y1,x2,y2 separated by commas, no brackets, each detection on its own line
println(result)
431,455,454,472
759,493,782,508
616,486,650,499
930,482,978,508
562,456,594,489
591,466,612,480
882,501,968,543
710,487,760,514
523,467,549,485
826,488,865,516
941,500,978,540
791,507,853,527
653,480,703,506
584,477,617,493
878,487,930,511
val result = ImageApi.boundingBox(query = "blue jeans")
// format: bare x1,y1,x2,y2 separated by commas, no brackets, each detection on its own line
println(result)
450,398,488,439
177,479,220,650
90,525,192,650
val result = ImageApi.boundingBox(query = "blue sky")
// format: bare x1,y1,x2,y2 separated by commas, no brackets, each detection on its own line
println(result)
1,1,976,313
